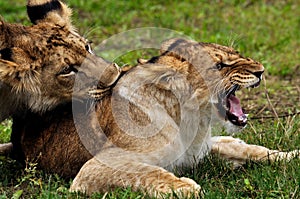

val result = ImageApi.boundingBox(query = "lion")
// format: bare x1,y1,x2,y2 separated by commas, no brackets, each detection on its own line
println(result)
0,0,123,122
68,38,299,197
0,0,299,198
0,0,126,162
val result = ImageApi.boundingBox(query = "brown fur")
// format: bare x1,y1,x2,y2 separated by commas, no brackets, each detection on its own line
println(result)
5,36,299,197
10,103,93,178
1,1,299,197
0,0,122,121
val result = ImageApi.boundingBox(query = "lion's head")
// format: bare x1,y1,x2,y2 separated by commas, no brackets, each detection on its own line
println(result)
0,0,121,120
138,38,264,131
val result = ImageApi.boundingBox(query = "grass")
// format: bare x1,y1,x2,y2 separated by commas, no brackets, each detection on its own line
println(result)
1,0,299,198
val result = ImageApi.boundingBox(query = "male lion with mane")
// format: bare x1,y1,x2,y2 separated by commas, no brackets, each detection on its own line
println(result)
0,0,299,198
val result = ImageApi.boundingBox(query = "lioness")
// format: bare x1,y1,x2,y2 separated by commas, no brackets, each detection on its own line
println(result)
0,0,298,198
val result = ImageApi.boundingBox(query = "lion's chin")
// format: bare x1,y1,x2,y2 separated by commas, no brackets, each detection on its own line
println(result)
211,109,246,135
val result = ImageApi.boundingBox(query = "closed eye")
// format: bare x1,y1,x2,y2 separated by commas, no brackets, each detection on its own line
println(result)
59,65,78,77
85,43,94,55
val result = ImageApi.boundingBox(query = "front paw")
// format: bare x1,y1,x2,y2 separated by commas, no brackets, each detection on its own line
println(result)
175,177,203,198
273,150,300,161
154,177,202,198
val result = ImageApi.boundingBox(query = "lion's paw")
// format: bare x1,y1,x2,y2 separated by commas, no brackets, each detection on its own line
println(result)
176,177,202,197
156,177,202,198
277,150,300,161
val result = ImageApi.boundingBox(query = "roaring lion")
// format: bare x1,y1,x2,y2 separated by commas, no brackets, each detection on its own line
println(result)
0,0,298,198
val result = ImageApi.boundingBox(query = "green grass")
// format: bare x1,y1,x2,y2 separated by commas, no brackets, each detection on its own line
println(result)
0,120,11,143
1,0,300,198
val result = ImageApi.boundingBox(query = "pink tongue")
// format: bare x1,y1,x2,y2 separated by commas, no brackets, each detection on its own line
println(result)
228,95,244,117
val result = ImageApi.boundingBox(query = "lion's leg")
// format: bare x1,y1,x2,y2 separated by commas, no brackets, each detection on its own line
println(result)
0,142,13,155
70,156,201,197
211,136,299,166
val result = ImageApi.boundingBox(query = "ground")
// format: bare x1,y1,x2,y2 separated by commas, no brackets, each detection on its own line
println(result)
0,0,299,198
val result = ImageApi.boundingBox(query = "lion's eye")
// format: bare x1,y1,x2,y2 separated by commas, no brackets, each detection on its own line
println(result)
62,66,72,74
59,65,77,77
216,62,230,70
216,63,222,70
85,43,94,55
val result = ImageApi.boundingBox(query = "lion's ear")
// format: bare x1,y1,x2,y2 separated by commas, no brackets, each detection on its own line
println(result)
160,38,191,54
0,59,41,94
27,0,72,27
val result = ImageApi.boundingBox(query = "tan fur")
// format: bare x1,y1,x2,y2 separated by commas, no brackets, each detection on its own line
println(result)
69,39,298,196
2,34,298,197
211,136,299,167
0,0,122,121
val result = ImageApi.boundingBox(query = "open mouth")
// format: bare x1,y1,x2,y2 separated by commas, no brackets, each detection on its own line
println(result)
225,85,247,126
216,79,261,127
216,82,259,127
